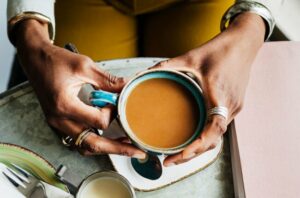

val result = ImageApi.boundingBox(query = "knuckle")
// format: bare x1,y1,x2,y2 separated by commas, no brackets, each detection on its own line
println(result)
94,117,110,130
194,138,206,151
87,142,103,154
78,55,93,67
91,117,101,129
155,63,163,68
103,71,121,88
208,142,217,150
156,60,168,68
101,120,110,129
182,52,198,67
46,116,58,128
229,97,239,109
119,148,131,157
73,55,94,73
213,117,227,135
54,94,68,115
228,97,237,108
177,158,191,164
235,101,243,113
108,74,118,85
228,98,243,116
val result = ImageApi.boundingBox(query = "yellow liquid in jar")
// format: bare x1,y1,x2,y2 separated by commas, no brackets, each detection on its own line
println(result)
79,177,131,198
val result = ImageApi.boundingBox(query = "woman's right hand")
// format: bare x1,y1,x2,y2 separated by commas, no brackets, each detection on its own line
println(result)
14,19,146,159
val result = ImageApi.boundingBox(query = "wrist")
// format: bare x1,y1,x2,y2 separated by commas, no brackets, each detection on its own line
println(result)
186,13,265,70
15,19,52,51
225,12,265,47
205,12,265,59
15,19,54,79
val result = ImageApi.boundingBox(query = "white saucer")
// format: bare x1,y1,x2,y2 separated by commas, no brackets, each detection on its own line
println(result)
109,141,222,191
105,120,223,192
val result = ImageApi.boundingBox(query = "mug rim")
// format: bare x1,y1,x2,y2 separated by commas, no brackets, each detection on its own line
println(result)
76,170,136,198
117,69,206,155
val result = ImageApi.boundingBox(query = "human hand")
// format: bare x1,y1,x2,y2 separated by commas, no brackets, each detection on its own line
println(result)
14,19,146,159
151,13,266,166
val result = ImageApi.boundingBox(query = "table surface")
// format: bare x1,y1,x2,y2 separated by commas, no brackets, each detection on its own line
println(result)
0,58,234,198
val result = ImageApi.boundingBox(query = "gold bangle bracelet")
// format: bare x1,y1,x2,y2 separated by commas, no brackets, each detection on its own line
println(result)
7,11,54,46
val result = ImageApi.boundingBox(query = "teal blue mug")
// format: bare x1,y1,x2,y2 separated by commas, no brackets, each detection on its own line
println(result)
90,69,206,155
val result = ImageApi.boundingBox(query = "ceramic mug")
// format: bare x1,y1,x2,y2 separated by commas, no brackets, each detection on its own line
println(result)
90,69,206,155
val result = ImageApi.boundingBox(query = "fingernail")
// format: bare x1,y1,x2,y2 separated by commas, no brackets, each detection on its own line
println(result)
184,153,196,160
132,153,146,159
165,163,175,167
121,139,131,144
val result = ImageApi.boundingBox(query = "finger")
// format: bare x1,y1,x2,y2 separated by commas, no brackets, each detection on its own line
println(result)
150,59,203,85
49,118,142,158
116,137,132,144
164,115,226,166
49,117,87,138
78,137,133,156
150,57,188,70
183,115,226,158
82,133,146,159
77,148,94,156
70,56,128,93
67,98,116,130
163,153,184,167
89,65,127,93
164,154,193,167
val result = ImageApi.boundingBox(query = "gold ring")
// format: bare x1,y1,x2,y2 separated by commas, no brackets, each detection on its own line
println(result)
75,128,94,147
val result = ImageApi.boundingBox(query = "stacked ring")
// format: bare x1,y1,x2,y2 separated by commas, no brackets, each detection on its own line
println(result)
75,128,94,148
207,106,229,121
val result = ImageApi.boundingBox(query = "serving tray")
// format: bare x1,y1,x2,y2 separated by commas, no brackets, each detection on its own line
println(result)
85,58,224,191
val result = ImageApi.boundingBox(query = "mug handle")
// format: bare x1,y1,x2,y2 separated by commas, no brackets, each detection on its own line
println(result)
90,90,118,107
63,44,117,108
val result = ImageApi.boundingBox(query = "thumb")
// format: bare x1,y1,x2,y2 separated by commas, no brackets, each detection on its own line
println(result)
91,66,127,93
150,56,190,70
83,133,146,159
150,57,203,85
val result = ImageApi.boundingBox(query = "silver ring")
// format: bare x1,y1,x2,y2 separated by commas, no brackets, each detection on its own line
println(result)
96,129,103,136
207,106,229,121
62,136,74,147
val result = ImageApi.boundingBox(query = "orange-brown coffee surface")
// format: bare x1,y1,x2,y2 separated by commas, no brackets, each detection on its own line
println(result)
126,78,199,148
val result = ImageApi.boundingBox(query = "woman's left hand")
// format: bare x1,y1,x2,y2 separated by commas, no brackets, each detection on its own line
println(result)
151,13,266,167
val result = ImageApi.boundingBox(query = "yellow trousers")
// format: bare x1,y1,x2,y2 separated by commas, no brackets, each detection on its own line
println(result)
55,0,234,61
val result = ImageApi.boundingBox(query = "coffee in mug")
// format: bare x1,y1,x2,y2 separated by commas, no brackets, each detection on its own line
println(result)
125,78,200,149
90,69,206,154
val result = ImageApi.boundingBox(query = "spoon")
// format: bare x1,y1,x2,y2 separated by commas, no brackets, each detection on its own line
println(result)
131,154,162,180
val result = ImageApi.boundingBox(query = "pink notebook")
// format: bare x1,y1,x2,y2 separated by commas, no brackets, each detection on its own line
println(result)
231,42,300,198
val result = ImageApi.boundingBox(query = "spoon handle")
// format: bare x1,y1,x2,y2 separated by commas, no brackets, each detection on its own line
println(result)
55,165,79,195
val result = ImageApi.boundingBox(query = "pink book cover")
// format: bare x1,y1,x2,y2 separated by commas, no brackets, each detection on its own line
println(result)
231,41,300,198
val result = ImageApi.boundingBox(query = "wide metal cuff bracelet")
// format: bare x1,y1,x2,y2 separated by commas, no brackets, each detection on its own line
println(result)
220,1,275,41
8,12,54,46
